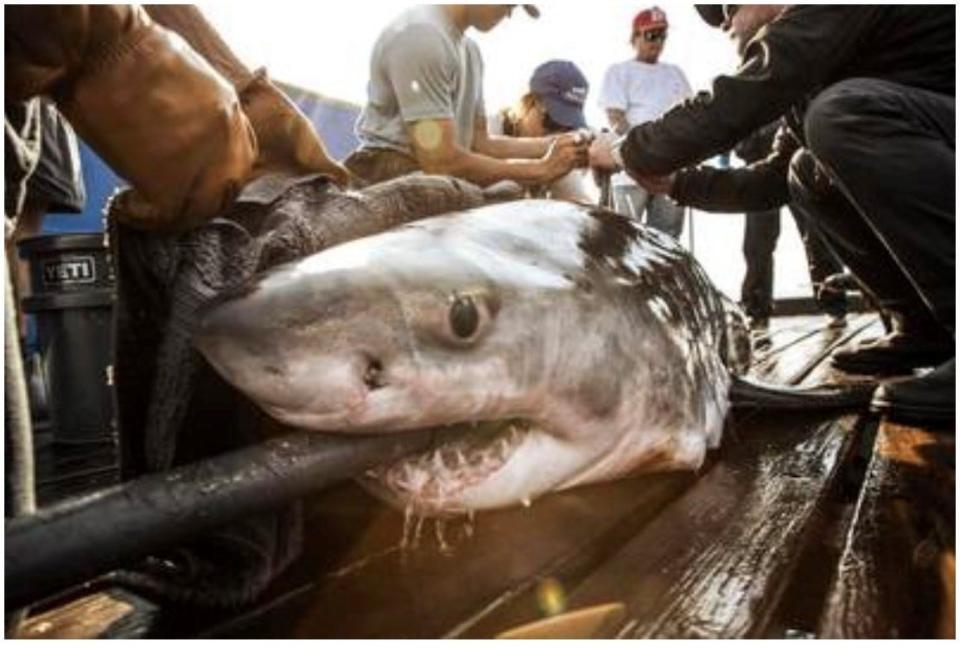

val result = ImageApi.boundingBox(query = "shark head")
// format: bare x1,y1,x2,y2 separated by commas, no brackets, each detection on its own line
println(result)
195,201,732,514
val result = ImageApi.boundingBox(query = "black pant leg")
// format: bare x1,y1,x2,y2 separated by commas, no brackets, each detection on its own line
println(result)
787,204,846,316
740,209,780,320
803,78,955,332
789,147,922,319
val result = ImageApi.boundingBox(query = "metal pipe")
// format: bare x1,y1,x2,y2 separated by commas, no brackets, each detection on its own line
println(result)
5,427,458,609
4,259,36,519
5,246,36,636
597,170,612,210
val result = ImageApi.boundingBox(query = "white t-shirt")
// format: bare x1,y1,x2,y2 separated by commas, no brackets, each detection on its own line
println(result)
598,59,692,186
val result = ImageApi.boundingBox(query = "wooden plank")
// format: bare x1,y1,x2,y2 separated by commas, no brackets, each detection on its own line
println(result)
204,472,695,638
751,417,877,639
485,413,864,638
818,420,955,638
749,314,878,385
750,316,836,367
13,588,159,639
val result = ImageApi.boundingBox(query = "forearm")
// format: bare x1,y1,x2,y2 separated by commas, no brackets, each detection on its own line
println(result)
5,5,142,100
5,5,256,229
146,5,348,184
671,164,789,213
621,83,784,177
670,123,797,212
419,147,548,187
473,133,551,160
142,5,253,88
606,109,630,136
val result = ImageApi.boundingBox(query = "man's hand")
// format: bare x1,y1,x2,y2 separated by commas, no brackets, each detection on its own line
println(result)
588,131,676,196
553,129,593,150
632,172,676,195
540,132,589,183
239,72,351,186
588,131,621,172
605,108,630,136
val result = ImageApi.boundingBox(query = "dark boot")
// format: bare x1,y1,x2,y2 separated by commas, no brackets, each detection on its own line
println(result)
831,312,953,374
871,358,955,425
817,286,847,327
832,333,953,374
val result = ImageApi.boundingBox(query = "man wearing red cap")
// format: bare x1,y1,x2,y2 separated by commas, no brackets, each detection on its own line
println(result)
590,5,955,425
598,6,692,238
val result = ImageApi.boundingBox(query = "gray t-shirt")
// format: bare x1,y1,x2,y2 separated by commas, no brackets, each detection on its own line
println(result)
356,5,485,155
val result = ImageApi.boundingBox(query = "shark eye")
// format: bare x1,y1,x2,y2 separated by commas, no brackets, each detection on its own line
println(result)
449,294,480,339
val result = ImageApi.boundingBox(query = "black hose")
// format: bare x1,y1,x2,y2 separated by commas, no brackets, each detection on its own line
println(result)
5,426,460,610
730,376,877,411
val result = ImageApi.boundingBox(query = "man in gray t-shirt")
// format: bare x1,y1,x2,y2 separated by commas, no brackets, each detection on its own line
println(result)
346,5,587,188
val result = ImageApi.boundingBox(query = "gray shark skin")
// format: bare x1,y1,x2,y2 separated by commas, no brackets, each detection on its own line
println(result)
192,200,772,515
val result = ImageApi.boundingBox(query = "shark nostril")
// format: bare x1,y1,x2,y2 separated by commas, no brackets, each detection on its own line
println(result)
363,357,386,390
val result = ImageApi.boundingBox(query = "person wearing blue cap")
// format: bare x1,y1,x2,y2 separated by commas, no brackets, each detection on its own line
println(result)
345,5,588,189
488,60,595,203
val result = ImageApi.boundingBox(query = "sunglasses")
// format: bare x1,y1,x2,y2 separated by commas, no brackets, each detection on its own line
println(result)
639,29,667,43
723,5,740,22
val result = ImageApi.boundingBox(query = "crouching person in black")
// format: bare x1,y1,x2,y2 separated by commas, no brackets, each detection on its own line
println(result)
735,120,847,334
590,5,954,424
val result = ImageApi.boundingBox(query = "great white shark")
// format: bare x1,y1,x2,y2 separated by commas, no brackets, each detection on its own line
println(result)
194,199,870,515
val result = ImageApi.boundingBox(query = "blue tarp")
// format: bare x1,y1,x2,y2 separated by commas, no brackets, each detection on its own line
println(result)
42,84,361,234
281,82,361,162
42,140,123,234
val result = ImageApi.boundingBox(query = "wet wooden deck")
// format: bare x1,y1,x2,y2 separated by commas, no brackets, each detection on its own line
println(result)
14,314,955,639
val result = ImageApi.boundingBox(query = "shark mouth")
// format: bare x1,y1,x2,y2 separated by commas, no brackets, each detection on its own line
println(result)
360,419,533,515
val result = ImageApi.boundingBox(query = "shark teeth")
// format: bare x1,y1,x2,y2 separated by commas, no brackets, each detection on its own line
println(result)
363,420,532,512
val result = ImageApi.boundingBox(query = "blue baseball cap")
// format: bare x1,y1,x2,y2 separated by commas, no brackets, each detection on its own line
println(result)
529,60,589,130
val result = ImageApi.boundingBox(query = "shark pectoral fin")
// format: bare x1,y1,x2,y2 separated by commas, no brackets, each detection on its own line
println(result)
729,376,878,411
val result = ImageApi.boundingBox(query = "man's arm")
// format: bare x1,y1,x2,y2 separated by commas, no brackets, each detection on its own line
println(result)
669,127,799,212
471,115,553,160
5,5,256,230
597,64,630,135
408,118,580,187
605,109,630,136
382,25,563,184
143,5,350,184
619,6,884,177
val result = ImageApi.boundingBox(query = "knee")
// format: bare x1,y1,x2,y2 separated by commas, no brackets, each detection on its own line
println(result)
803,79,877,167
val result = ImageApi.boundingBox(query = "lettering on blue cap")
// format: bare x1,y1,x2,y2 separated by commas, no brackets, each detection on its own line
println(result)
562,87,587,104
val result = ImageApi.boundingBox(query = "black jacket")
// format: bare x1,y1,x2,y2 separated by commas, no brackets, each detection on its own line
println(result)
619,5,955,212
733,121,780,166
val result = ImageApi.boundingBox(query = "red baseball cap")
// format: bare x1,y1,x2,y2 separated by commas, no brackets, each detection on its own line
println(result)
632,6,668,34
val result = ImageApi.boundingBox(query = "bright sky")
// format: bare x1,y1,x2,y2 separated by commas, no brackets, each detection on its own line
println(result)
196,1,739,116
195,1,814,301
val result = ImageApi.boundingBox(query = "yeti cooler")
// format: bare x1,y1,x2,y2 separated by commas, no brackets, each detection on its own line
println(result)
18,232,120,503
